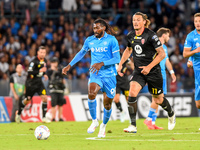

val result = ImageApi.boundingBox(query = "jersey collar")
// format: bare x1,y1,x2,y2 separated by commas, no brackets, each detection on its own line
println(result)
194,29,200,35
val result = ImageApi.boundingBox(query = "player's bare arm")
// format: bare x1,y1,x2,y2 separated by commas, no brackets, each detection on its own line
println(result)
117,47,132,76
166,58,176,83
62,64,71,75
183,47,200,58
139,46,165,75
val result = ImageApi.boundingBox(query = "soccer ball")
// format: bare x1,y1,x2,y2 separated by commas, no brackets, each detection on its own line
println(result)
34,125,50,140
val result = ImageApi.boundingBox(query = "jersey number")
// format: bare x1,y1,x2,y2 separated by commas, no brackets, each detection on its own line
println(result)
152,88,157,94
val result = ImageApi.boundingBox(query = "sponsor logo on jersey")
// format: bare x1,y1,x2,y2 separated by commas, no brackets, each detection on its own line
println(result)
90,42,94,45
141,39,145,44
91,47,108,52
194,38,198,41
152,35,158,39
134,45,142,54
134,36,142,39
157,41,161,45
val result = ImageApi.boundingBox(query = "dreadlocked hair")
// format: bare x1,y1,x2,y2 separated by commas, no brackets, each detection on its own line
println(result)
94,18,117,36
134,12,151,28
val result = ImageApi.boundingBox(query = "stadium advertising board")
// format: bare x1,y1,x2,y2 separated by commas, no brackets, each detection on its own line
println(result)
0,93,198,123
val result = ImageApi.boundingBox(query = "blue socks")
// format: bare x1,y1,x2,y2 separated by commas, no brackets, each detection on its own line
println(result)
152,112,157,124
88,99,97,120
103,108,112,124
148,107,156,119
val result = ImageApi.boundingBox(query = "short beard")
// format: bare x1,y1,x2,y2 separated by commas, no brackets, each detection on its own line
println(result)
95,31,103,38
197,29,200,32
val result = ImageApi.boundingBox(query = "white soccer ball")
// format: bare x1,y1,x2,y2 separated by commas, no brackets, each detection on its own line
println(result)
34,125,50,140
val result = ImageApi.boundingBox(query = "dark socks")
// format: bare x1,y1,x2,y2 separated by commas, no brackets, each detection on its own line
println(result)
128,97,137,126
159,97,174,117
115,102,123,112
42,102,47,118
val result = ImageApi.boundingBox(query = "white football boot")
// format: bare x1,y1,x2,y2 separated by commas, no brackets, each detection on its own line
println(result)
87,119,99,133
98,123,106,138
42,117,51,123
168,113,176,130
15,114,21,123
124,125,137,133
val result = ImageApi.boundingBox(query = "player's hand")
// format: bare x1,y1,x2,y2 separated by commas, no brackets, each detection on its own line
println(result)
187,61,193,68
14,93,19,101
40,67,47,72
139,66,150,75
197,47,200,53
44,74,48,81
90,62,104,75
62,65,71,75
117,64,124,77
171,73,176,83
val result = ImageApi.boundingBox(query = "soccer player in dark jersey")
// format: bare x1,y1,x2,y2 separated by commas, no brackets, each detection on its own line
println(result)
117,12,176,133
15,46,50,123
144,28,176,130
114,53,134,122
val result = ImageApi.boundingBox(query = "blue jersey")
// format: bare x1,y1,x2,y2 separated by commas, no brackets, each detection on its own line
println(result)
82,32,120,77
160,44,168,79
184,29,200,71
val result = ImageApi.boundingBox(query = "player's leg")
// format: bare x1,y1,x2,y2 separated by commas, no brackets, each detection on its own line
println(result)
153,93,175,130
98,92,113,138
87,76,102,133
38,84,49,123
123,81,142,133
58,93,65,121
144,100,158,129
98,76,116,138
16,83,34,123
50,93,57,121
114,93,123,112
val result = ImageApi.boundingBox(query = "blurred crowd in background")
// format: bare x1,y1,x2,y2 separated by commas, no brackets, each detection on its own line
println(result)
0,0,199,94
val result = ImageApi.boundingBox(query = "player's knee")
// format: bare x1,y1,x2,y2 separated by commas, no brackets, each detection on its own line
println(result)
128,97,137,104
88,93,96,100
104,103,111,110
129,90,138,97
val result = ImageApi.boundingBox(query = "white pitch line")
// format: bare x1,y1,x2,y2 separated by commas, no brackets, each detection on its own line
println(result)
0,132,199,137
86,137,200,142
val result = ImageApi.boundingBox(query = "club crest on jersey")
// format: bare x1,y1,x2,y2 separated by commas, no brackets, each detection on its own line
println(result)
196,42,200,47
134,45,142,54
141,39,145,44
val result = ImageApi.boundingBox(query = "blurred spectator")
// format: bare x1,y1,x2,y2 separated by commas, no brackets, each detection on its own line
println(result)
1,0,14,17
91,0,103,17
0,55,9,79
170,45,183,64
62,0,77,12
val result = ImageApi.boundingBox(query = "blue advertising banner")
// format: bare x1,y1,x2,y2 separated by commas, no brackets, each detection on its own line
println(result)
0,97,10,123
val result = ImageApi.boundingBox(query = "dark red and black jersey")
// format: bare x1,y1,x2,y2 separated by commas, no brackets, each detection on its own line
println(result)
126,28,162,72
27,57,47,81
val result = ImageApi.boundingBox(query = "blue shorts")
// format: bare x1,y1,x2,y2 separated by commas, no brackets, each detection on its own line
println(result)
88,73,116,99
163,78,167,95
194,70,200,101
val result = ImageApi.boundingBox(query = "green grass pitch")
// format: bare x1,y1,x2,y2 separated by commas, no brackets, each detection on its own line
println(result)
0,117,200,150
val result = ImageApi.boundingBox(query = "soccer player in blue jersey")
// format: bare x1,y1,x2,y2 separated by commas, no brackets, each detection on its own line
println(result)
183,13,200,124
62,18,120,138
144,27,176,130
